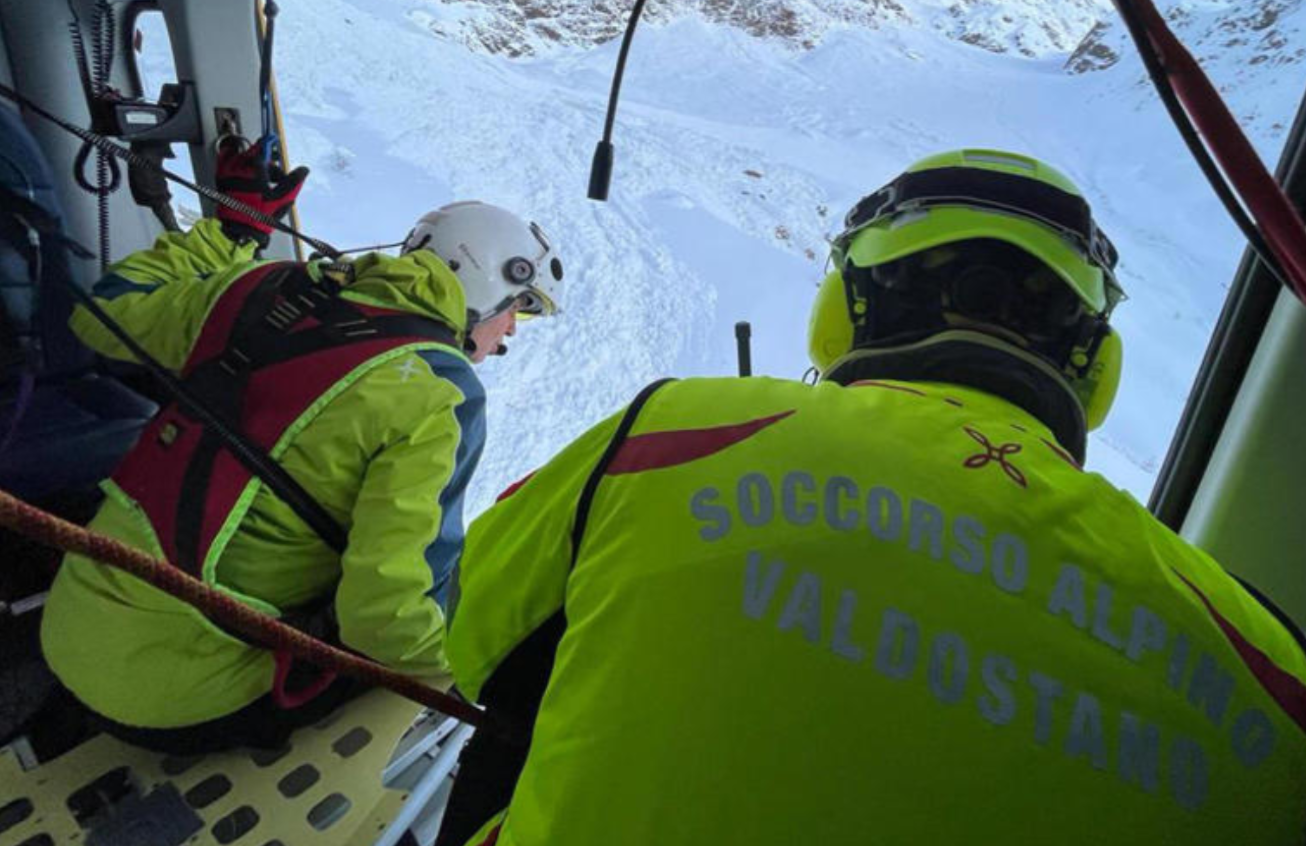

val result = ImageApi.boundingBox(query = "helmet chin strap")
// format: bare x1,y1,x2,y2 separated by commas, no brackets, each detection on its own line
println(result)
463,310,478,357
459,335,508,358
462,308,510,358
824,330,1089,463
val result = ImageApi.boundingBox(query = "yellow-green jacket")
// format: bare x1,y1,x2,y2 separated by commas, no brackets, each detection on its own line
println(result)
448,376,1306,845
42,220,484,728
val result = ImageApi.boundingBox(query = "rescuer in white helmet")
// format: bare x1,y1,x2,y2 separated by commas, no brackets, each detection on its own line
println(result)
42,156,567,751
403,200,565,362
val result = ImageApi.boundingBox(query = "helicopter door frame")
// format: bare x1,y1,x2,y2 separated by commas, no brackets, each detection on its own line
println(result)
155,0,298,259
1151,85,1306,629
0,0,298,276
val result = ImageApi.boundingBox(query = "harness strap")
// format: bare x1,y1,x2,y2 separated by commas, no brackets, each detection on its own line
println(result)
438,378,676,841
569,377,676,569
484,380,674,723
169,263,456,573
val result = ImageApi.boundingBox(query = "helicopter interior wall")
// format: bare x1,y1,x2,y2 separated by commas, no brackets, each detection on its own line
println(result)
0,0,171,291
1,11,23,339
1182,289,1306,629
0,0,163,502
0,0,295,479
0,107,156,503
0,14,12,92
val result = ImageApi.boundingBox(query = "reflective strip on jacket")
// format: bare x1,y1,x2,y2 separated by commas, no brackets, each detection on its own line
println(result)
41,220,485,728
448,375,1306,845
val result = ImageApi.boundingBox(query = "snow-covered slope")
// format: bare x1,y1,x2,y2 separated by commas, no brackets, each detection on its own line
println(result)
1068,0,1305,137
273,0,1306,513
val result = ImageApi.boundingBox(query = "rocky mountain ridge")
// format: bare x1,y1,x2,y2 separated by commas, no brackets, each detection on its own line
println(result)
406,0,1113,58
1066,0,1304,76
1063,1,1304,139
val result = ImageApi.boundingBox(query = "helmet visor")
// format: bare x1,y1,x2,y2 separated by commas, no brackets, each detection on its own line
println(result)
837,167,1120,300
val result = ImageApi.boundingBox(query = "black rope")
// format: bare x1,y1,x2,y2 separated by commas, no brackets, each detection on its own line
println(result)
58,259,348,553
7,204,349,552
0,82,341,259
315,239,407,259
1112,0,1290,293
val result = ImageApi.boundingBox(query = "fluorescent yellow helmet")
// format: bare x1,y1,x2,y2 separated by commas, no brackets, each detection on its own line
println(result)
809,149,1126,438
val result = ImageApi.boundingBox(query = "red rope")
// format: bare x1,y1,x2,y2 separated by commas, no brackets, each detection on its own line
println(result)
1128,0,1306,303
0,488,488,730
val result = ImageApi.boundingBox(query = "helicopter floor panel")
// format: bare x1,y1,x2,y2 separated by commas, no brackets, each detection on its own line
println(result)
0,689,427,846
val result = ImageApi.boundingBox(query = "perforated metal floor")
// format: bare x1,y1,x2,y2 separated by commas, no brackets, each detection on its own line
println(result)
0,689,429,846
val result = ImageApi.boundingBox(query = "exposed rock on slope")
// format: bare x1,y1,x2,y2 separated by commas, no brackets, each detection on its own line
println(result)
1063,1,1305,138
1067,0,1305,78
407,0,1111,58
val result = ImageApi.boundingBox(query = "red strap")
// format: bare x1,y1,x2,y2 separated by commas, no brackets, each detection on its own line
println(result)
271,649,339,710
606,410,795,475
1130,1,1306,302
495,471,538,503
1172,570,1306,736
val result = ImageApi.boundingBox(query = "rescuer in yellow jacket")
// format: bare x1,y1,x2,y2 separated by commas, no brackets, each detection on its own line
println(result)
40,139,566,752
437,149,1306,845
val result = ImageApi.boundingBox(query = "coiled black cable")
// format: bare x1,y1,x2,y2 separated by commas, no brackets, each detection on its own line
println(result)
93,1,115,272
0,82,341,259
91,0,114,98
68,0,122,273
66,1,93,103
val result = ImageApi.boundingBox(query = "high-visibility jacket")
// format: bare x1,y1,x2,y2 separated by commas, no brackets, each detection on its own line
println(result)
447,376,1306,845
42,220,484,728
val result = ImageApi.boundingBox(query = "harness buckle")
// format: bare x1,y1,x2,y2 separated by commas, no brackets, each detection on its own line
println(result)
158,421,183,446
265,298,304,330
217,347,252,376
319,262,355,292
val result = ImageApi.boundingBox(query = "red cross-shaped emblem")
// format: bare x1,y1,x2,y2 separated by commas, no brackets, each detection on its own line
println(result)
962,426,1028,488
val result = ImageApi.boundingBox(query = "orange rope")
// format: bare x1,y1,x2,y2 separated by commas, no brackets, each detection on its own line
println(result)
0,488,488,730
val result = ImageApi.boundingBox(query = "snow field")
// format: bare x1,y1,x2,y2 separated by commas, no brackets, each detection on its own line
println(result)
272,0,1306,512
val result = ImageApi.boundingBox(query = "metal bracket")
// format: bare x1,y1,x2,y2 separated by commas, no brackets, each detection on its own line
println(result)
0,591,48,617
214,107,243,143
103,83,202,144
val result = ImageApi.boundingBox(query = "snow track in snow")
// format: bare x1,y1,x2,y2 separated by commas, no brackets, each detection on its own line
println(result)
273,0,1306,512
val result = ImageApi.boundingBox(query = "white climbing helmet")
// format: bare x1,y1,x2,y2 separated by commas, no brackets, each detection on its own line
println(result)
401,201,563,322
